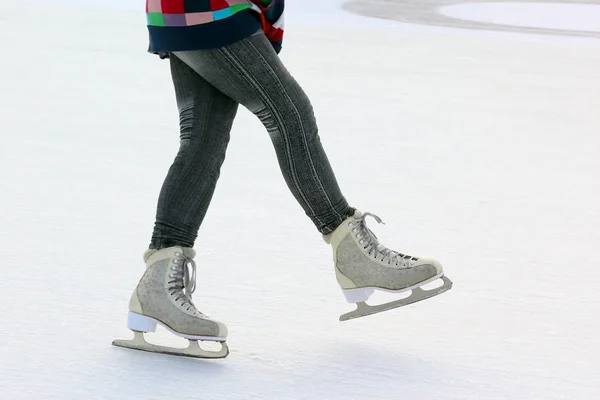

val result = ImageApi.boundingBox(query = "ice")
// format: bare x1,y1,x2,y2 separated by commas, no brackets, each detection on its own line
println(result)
1,1,599,399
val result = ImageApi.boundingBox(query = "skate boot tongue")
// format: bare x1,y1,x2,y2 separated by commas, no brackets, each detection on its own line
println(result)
143,246,196,264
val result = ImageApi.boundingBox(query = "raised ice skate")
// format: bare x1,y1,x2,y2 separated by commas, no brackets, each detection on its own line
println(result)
324,211,453,321
112,247,228,359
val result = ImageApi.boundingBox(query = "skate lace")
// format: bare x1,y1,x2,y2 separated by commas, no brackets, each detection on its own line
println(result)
167,252,200,314
351,212,418,268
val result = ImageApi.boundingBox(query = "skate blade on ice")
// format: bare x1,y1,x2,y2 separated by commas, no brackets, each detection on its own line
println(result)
112,331,229,359
112,312,228,359
340,274,453,322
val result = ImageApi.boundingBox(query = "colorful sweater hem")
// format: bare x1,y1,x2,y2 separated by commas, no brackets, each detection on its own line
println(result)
146,0,285,54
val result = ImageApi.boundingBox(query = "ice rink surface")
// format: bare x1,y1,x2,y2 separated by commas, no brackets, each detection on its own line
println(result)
1,0,599,399
345,0,600,38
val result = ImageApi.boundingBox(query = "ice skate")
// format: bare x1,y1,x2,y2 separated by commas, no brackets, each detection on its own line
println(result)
324,211,453,321
112,246,229,359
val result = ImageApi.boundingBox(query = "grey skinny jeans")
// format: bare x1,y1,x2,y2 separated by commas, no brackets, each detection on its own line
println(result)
150,33,354,249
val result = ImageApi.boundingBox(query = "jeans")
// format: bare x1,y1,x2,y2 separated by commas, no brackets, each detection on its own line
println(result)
150,33,354,249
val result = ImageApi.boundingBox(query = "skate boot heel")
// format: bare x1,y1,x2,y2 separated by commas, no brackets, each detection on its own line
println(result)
342,287,374,303
127,312,158,333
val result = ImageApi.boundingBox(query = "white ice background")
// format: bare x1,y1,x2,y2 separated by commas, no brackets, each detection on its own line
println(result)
1,0,599,399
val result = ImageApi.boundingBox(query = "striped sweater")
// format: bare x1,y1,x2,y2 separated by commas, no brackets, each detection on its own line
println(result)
146,0,285,54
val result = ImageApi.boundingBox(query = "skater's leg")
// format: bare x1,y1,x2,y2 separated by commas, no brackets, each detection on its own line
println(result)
120,43,238,359
150,55,239,249
173,34,354,235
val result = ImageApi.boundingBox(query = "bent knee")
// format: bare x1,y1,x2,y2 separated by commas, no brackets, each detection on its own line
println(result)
179,104,194,141
255,98,319,140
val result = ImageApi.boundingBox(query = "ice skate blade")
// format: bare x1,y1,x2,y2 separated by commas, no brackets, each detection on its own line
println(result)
339,275,453,322
112,331,229,359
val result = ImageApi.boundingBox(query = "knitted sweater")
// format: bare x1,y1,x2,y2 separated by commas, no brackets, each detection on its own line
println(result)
146,0,285,53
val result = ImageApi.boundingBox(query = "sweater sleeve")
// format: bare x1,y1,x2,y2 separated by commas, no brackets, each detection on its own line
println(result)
251,0,285,53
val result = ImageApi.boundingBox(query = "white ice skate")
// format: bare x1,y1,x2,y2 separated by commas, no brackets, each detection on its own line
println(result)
324,211,453,321
112,247,229,359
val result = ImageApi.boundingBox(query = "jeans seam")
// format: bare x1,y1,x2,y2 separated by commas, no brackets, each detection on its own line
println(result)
217,45,325,227
245,38,344,225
